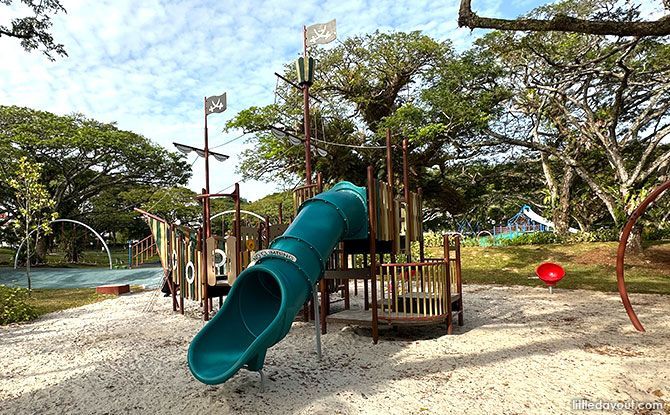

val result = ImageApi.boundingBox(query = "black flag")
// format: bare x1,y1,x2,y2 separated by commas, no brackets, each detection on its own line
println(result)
205,93,227,115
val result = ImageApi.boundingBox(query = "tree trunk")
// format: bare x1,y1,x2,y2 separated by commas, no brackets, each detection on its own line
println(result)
25,223,32,295
552,166,575,235
35,236,48,264
625,225,644,255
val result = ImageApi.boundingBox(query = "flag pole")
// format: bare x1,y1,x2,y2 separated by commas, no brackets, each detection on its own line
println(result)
302,25,312,186
203,97,211,320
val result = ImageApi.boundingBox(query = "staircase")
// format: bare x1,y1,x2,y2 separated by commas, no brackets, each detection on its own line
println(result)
129,234,158,268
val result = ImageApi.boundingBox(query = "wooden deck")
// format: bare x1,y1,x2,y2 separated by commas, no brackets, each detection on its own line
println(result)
327,298,461,327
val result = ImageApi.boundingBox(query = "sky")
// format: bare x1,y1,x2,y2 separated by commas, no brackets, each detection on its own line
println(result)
2,0,555,201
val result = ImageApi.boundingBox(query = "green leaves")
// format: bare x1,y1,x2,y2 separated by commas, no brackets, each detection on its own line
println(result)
6,156,57,236
0,105,191,232
0,285,38,325
0,0,67,60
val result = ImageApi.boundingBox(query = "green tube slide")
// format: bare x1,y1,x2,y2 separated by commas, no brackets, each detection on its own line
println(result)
187,181,368,385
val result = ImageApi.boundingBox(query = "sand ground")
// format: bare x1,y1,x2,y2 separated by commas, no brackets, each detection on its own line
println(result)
1,284,668,415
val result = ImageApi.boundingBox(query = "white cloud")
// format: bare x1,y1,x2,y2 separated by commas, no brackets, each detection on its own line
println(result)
0,0,548,201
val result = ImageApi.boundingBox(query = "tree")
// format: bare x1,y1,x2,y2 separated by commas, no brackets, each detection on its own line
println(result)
0,106,191,256
458,0,670,37
0,0,67,60
228,32,450,184
6,157,58,292
227,31,508,226
475,2,670,251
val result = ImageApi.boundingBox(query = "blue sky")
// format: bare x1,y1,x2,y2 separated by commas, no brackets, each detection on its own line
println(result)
1,0,553,200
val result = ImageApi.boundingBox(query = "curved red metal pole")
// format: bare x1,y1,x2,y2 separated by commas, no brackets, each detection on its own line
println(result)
616,180,670,332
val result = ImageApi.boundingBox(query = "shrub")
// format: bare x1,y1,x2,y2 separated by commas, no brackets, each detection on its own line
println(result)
423,232,444,247
645,226,670,241
566,229,618,243
0,285,38,325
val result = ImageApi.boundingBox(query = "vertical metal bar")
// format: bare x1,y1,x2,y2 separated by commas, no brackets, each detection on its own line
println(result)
455,235,463,326
302,25,312,186
402,139,411,261
363,254,369,310
386,129,397,260
418,188,425,262
313,284,322,359
367,166,379,344
445,234,453,333
319,278,327,335
199,191,209,321
379,265,388,314
388,266,393,315
426,265,434,316
234,184,241,277
396,266,401,319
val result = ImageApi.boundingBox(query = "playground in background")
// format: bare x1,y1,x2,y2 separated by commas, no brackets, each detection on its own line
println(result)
473,204,578,246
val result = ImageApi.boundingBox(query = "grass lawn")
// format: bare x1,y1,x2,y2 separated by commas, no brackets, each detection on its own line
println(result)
427,241,670,295
27,288,115,317
25,285,149,319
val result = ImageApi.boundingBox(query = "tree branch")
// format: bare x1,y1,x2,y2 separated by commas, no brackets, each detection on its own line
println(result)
458,0,670,37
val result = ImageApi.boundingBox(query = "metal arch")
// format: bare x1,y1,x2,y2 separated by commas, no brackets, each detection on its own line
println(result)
210,210,269,223
14,219,113,270
445,231,465,239
476,230,493,238
616,180,670,332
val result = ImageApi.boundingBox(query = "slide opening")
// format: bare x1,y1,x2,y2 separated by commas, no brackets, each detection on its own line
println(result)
238,269,283,338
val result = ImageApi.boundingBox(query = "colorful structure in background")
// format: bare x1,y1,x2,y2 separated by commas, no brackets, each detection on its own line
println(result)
475,204,579,246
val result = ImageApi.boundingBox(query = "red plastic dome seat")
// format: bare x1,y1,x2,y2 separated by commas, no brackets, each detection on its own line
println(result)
535,262,565,287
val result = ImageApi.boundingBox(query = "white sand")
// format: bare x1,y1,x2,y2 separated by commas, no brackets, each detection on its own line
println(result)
1,285,668,415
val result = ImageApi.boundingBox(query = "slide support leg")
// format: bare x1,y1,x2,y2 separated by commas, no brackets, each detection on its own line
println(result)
313,285,322,360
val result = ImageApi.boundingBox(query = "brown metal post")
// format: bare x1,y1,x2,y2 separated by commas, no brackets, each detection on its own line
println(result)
616,180,670,332
444,234,453,334
418,188,425,262
363,253,369,310
302,25,312,186
202,97,214,320
234,183,242,276
402,138,411,261
178,233,184,315
317,171,327,333
278,202,283,224
386,129,397,259
200,189,210,320
455,235,463,326
367,166,379,343
169,224,178,312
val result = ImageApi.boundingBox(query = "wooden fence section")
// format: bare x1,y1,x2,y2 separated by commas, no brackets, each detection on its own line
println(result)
379,261,450,322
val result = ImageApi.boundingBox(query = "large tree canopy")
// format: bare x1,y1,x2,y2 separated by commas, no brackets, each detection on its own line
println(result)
227,31,509,224
0,106,191,239
476,3,670,225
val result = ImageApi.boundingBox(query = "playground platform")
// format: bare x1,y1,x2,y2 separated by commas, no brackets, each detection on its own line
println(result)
327,294,463,327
